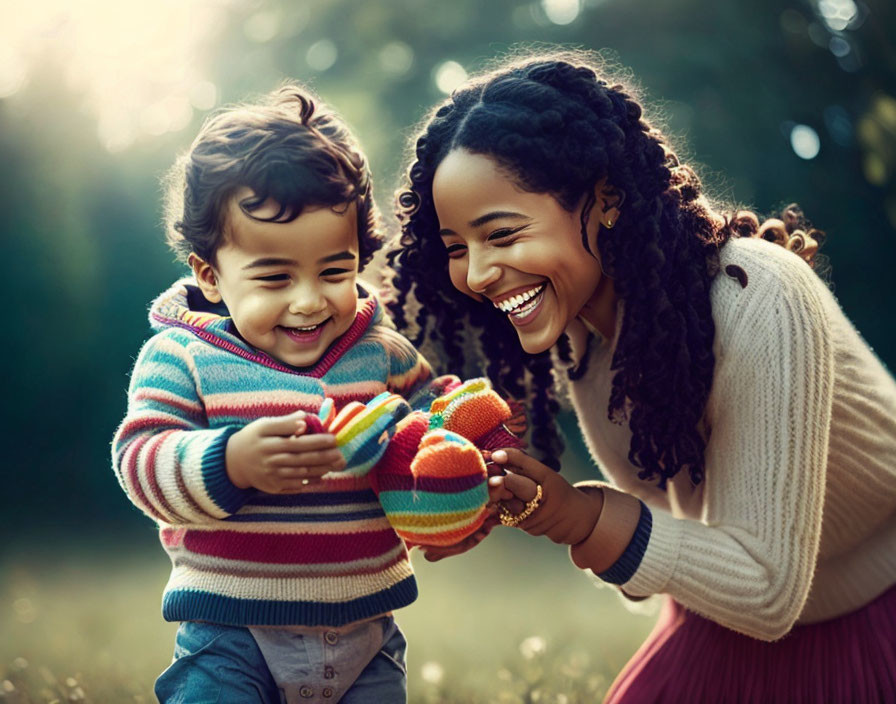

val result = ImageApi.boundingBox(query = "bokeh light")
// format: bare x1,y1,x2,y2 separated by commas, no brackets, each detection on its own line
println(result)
542,0,581,25
519,635,547,659
420,661,445,684
307,39,338,71
790,124,821,160
379,41,414,76
816,0,858,31
434,60,468,95
0,0,228,152
244,9,281,43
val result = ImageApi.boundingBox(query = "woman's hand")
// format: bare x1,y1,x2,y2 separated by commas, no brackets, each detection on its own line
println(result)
417,515,499,562
489,448,603,545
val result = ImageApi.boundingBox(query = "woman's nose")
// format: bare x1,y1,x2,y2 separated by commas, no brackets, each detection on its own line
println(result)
466,252,502,294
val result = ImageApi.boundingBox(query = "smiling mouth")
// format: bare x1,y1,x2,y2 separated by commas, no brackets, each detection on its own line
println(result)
281,318,330,343
493,283,547,315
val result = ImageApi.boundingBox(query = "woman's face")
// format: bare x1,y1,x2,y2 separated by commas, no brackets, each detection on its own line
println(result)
432,149,608,354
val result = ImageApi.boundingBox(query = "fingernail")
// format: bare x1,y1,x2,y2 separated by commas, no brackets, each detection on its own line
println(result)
294,421,306,433
488,476,502,487
492,450,508,463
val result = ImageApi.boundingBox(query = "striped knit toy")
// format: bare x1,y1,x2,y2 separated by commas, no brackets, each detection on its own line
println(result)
112,278,521,627
304,387,521,547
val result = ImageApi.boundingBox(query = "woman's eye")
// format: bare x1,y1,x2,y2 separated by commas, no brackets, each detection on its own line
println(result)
445,244,466,258
255,274,289,282
487,227,524,242
321,268,352,278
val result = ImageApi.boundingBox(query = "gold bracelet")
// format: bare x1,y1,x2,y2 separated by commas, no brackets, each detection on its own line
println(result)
498,484,543,527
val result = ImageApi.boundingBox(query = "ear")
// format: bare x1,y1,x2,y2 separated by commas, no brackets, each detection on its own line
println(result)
594,179,625,229
188,253,223,303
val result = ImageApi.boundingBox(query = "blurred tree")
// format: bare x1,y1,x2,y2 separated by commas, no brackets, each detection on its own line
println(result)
0,0,892,541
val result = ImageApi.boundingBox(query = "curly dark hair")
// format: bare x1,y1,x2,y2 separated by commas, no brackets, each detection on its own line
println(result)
164,82,382,270
386,51,825,488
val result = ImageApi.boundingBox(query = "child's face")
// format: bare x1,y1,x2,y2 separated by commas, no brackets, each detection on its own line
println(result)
193,190,360,368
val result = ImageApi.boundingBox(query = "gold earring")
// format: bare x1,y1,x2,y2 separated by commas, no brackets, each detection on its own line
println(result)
605,218,614,229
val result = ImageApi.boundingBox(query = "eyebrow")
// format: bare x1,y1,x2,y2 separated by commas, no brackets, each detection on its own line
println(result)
242,251,356,270
438,211,528,237
242,257,297,270
319,250,356,264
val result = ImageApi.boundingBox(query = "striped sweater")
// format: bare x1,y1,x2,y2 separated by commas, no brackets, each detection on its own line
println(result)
112,279,497,627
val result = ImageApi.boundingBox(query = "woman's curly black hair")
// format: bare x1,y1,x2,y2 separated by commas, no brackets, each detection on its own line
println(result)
386,51,825,488
164,82,382,269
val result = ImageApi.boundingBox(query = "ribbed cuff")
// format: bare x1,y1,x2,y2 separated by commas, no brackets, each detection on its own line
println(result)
598,501,652,585
201,426,253,514
619,507,684,598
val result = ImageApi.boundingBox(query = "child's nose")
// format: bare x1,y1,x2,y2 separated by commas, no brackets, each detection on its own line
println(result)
288,284,326,315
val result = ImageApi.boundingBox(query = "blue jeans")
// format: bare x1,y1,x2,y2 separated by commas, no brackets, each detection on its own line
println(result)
155,619,407,703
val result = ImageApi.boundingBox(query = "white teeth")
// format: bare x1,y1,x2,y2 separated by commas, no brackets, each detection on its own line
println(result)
494,285,545,313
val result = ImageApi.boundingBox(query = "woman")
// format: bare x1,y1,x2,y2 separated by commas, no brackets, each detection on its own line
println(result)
386,51,896,702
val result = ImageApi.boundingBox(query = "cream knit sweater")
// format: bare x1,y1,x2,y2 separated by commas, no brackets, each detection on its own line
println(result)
566,236,896,641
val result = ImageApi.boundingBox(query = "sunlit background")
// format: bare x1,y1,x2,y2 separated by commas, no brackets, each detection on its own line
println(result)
2,0,895,701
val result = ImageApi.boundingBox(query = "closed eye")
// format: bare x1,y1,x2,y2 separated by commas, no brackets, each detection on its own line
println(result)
321,268,353,277
487,226,525,243
255,273,289,282
445,243,466,258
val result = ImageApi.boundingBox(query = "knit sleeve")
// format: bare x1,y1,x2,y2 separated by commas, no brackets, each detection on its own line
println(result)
618,246,835,641
111,331,253,525
379,327,435,408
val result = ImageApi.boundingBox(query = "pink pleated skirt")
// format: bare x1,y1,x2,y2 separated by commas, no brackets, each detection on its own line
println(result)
605,584,896,703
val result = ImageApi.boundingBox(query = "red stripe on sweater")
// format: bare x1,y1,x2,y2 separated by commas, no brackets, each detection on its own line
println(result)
183,527,403,564
206,395,386,420
125,434,168,523
145,430,190,523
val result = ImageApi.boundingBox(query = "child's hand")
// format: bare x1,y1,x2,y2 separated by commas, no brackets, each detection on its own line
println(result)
226,411,346,493
488,448,603,545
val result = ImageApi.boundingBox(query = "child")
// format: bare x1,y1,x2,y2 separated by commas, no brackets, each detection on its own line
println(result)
112,83,519,703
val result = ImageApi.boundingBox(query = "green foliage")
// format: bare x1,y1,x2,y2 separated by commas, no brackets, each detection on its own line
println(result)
1,0,894,539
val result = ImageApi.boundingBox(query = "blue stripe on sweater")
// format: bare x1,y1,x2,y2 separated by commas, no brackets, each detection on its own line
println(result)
200,427,254,514
246,490,379,507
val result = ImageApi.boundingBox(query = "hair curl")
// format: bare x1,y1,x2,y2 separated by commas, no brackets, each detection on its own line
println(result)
163,83,382,269
386,51,826,487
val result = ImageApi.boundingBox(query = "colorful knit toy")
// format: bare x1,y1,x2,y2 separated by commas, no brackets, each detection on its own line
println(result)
307,379,522,547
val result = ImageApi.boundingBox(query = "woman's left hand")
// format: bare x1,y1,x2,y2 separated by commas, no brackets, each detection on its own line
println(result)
489,448,603,545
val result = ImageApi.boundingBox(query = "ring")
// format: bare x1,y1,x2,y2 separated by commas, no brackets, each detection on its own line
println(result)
498,484,543,527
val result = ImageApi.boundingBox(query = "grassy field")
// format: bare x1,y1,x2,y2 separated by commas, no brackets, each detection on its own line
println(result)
0,529,657,703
